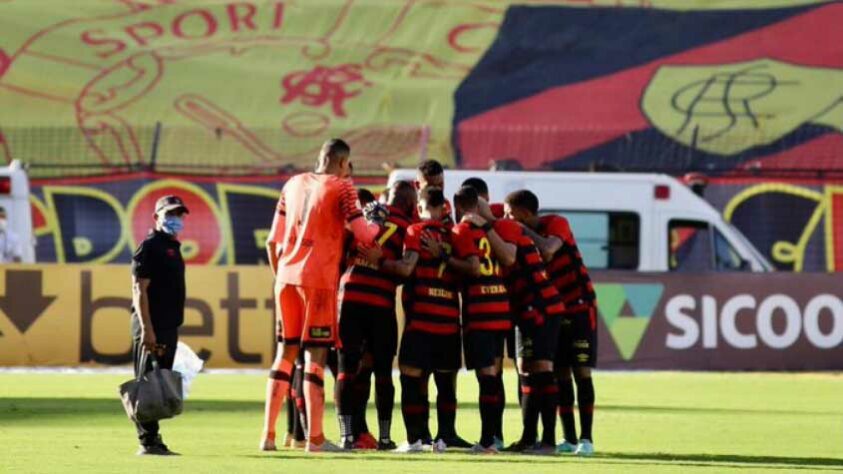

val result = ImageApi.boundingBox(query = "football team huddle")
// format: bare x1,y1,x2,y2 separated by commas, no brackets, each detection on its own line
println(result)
259,139,597,457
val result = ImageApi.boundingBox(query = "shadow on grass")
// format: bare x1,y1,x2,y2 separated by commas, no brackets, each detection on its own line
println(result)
241,451,843,471
4,398,842,471
3,397,838,422
602,452,843,470
0,397,262,422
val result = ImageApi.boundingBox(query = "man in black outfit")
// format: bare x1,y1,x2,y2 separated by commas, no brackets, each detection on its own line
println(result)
130,195,189,456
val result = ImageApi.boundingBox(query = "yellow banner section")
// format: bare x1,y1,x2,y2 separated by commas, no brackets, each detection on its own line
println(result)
0,264,277,368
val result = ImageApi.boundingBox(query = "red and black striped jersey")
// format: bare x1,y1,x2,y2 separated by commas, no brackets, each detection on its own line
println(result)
494,219,565,325
452,222,512,332
403,220,460,335
339,206,412,309
490,203,505,219
538,215,596,312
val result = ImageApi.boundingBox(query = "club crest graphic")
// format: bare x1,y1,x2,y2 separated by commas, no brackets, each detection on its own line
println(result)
643,59,843,156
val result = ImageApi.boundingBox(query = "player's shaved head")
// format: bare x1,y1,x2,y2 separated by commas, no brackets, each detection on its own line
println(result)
453,186,479,213
419,186,445,208
505,189,539,215
388,180,417,214
417,159,444,189
320,138,350,161
418,159,444,178
461,177,489,201
317,138,351,176
418,186,446,221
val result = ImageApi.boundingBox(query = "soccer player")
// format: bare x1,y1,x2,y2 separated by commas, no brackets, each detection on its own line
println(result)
336,180,417,451
412,160,471,447
339,187,380,450
487,202,565,455
415,159,454,228
384,187,467,453
261,138,379,453
451,186,518,453
460,177,504,220
460,177,515,445
505,190,598,456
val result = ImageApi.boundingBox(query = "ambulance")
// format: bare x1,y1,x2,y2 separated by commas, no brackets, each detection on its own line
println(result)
386,170,773,273
0,160,35,263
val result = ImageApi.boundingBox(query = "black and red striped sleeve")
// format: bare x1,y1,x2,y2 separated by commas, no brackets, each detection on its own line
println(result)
338,179,363,223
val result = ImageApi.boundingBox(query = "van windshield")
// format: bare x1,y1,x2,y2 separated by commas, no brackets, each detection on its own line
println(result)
725,222,775,272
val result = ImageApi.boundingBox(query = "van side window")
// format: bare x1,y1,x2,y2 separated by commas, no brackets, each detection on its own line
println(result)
669,220,713,272
542,210,640,270
714,228,748,271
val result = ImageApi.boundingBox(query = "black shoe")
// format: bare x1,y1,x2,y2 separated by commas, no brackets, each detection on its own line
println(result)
341,438,355,450
437,435,472,449
503,439,535,453
137,444,179,456
377,439,397,451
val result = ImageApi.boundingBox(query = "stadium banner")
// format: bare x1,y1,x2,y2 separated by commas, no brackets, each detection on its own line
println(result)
27,175,843,273
593,271,843,370
703,178,843,273
0,264,278,368
27,174,384,266
1,265,841,370
0,0,839,177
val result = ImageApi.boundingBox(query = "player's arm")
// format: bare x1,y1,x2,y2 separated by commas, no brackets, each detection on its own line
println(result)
476,198,497,223
463,213,517,267
521,225,562,262
266,242,281,275
131,242,156,352
424,230,481,276
487,229,516,267
266,192,287,275
132,276,155,351
381,250,419,278
447,255,481,276
340,182,379,244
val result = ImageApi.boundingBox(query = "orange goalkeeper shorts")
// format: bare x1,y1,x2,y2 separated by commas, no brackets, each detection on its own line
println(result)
275,284,338,347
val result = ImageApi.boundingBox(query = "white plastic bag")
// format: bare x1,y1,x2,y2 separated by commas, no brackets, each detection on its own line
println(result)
172,342,204,398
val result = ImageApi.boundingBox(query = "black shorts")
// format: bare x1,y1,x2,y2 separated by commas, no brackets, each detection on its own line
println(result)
398,329,461,372
515,315,561,362
339,302,398,366
556,308,598,368
463,330,507,370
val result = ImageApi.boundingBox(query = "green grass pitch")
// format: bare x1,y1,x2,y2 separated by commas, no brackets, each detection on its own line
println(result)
1,371,841,473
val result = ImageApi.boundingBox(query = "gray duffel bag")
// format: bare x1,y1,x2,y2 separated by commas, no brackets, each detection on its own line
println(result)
119,351,183,424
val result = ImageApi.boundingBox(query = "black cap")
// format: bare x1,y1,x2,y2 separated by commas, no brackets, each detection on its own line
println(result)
154,195,189,215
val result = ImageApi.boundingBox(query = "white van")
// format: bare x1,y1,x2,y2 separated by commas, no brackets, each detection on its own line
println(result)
0,160,35,263
386,170,773,273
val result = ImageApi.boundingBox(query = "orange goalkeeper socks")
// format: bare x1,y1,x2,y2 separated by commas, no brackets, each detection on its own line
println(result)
304,362,326,443
263,359,294,438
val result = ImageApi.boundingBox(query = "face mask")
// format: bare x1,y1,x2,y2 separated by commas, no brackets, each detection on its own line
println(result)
160,216,184,235
0,219,6,232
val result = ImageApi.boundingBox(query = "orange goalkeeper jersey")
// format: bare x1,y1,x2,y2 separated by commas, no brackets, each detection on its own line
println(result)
270,172,362,290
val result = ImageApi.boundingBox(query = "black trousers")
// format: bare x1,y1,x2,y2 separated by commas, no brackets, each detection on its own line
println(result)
131,322,179,447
